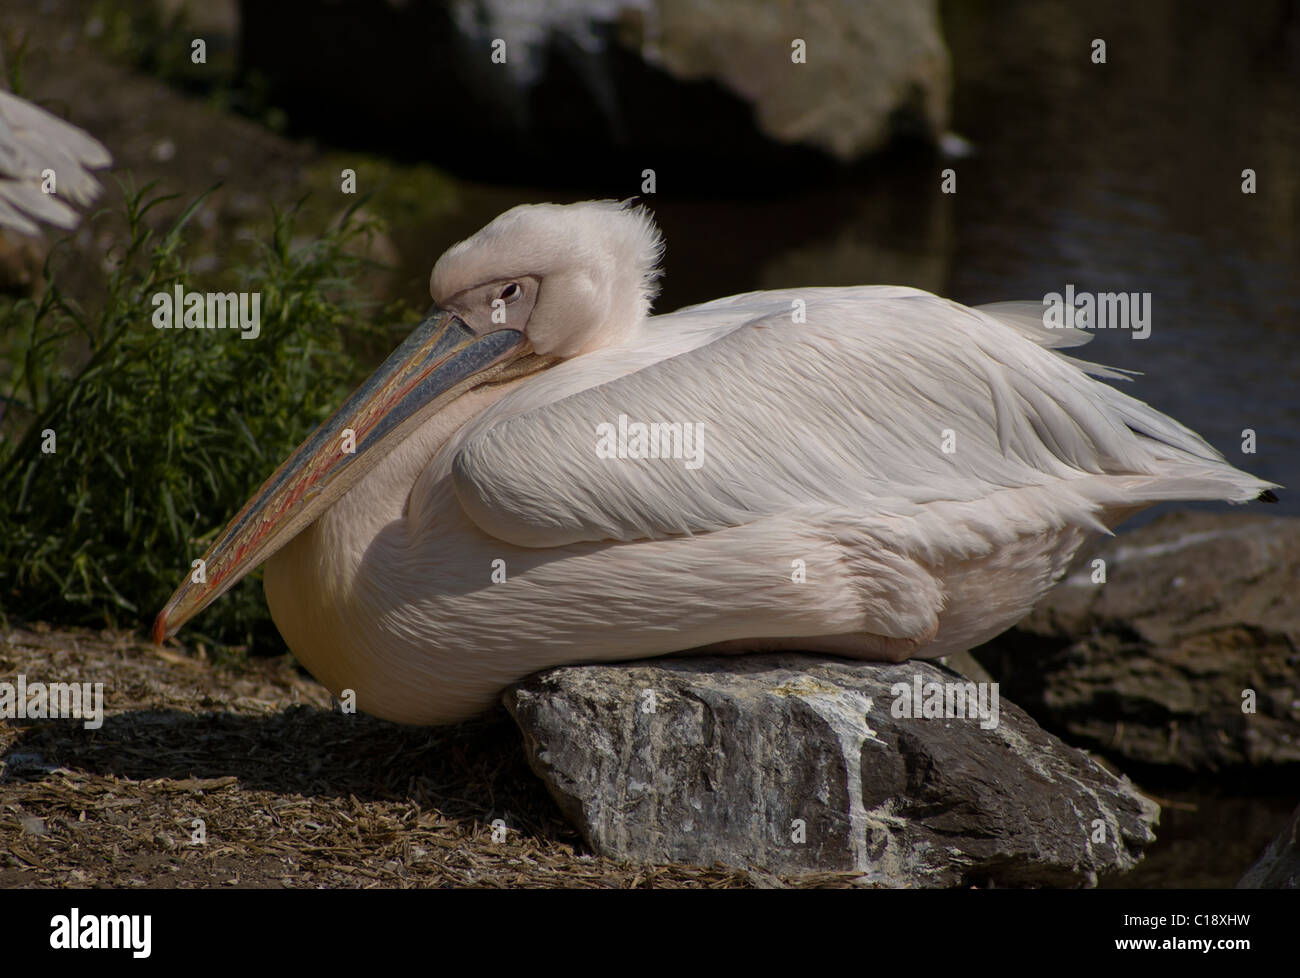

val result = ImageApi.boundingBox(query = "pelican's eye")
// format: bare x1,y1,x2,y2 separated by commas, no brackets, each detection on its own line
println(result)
499,282,521,304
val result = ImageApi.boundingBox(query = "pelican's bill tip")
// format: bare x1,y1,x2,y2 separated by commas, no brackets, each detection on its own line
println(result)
151,610,168,646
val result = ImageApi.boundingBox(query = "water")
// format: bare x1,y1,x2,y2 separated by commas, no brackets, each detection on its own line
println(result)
942,0,1300,517
1102,791,1295,888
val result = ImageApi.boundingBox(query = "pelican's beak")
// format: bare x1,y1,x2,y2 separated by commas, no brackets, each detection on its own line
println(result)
153,306,547,643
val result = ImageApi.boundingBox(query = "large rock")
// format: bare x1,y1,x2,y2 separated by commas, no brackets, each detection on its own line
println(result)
646,0,950,160
973,512,1300,773
1239,803,1300,888
504,655,1157,886
238,0,950,180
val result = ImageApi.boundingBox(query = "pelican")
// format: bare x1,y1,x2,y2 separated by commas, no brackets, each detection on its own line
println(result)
0,89,111,234
155,200,1276,725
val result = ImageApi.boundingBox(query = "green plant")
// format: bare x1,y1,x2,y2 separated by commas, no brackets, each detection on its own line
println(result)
0,182,397,652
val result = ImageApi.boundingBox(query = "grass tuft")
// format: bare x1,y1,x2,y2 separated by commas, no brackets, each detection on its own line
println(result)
0,182,400,653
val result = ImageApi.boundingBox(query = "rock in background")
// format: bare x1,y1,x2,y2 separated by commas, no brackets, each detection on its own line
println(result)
645,0,949,159
504,655,1157,886
972,512,1300,774
237,0,950,182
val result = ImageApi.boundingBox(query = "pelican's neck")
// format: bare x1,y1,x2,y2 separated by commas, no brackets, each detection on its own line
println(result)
264,376,536,623
329,377,539,548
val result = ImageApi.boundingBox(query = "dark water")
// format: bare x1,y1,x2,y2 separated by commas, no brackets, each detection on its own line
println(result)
1103,791,1295,888
378,0,1299,886
943,0,1300,520
394,0,1299,522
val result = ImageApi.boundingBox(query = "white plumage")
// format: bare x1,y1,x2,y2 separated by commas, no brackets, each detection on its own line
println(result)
229,201,1273,724
0,89,111,235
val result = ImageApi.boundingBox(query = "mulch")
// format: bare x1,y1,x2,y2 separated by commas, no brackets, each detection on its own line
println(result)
1,625,855,888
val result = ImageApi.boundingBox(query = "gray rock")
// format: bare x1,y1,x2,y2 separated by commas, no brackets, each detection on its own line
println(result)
973,512,1300,772
1239,803,1300,888
504,655,1157,886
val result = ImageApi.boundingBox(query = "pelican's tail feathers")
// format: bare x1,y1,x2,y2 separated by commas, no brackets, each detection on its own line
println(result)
1095,387,1279,504
1109,463,1279,506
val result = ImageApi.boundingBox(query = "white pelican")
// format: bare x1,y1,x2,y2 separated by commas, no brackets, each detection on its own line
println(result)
0,89,111,234
155,200,1276,725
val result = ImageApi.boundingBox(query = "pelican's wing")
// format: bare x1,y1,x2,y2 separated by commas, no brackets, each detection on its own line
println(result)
0,89,112,235
447,287,1267,552
975,300,1138,381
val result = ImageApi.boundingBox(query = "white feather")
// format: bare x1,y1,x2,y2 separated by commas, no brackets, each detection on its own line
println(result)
0,89,111,234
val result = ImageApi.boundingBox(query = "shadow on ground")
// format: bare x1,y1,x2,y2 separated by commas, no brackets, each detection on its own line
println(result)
5,705,550,824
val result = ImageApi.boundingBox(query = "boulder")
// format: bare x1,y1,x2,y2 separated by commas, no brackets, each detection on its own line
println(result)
1238,802,1300,888
238,0,950,179
646,0,951,160
973,512,1300,773
504,655,1157,886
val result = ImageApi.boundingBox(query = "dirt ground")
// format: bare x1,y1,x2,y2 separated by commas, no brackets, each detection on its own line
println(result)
1,625,859,888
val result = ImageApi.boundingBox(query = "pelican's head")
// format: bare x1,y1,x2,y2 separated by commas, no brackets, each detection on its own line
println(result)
153,199,663,643
431,199,663,357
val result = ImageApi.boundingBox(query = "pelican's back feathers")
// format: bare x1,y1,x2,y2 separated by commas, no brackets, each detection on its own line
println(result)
442,287,1274,551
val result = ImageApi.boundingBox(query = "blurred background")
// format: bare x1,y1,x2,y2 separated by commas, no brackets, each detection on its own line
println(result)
0,0,1296,890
